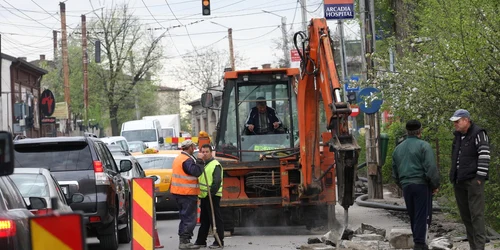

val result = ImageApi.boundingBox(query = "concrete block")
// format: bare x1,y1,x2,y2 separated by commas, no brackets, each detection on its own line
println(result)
388,228,414,249
299,243,335,250
352,234,386,241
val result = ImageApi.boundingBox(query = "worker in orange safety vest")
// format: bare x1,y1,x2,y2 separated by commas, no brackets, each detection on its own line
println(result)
171,139,204,249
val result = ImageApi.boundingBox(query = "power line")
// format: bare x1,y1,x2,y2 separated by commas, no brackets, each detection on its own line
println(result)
288,0,299,32
141,0,182,56
233,26,280,41
164,35,227,59
164,0,199,56
1,0,54,30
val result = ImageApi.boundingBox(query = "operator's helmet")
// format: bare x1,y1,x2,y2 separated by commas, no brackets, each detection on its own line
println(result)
198,131,209,138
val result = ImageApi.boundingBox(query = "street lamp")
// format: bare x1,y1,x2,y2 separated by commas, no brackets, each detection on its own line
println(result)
210,21,235,71
262,10,290,67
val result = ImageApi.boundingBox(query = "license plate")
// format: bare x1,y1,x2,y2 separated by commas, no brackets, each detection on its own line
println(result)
61,186,68,195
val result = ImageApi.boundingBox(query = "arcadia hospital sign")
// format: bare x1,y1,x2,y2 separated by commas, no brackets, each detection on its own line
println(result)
324,0,354,20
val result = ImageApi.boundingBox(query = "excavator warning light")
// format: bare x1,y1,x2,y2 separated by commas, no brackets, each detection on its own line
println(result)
202,0,210,16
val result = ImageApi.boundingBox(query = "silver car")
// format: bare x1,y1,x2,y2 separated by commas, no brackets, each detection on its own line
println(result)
10,168,84,215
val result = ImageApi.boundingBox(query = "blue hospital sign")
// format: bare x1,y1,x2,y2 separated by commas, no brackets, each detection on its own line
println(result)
324,0,354,20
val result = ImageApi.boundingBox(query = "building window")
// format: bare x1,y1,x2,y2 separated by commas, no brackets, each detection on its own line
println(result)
14,83,21,103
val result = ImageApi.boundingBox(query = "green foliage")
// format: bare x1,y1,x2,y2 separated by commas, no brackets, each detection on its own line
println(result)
375,0,500,231
381,121,406,184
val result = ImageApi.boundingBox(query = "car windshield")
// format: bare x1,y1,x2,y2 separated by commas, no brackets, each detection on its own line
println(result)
122,129,157,142
136,156,174,170
128,142,144,152
14,142,93,171
10,174,49,198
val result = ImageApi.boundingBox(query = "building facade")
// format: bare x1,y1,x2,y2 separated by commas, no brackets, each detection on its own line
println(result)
1,53,47,137
157,86,182,115
188,91,222,138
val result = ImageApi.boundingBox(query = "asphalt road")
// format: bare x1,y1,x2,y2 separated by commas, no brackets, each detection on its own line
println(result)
85,202,409,250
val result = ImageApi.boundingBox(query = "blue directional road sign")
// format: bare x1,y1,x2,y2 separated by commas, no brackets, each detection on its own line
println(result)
357,87,383,114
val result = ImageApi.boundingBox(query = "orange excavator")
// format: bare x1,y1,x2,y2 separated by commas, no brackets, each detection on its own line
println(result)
199,18,360,234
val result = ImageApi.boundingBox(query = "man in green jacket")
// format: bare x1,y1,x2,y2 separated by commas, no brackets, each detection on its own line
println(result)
392,120,440,250
194,144,224,249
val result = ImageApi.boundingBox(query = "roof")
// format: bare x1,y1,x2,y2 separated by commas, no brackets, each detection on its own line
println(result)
224,68,299,79
14,168,50,175
1,53,48,75
187,91,223,106
13,136,89,145
158,86,183,92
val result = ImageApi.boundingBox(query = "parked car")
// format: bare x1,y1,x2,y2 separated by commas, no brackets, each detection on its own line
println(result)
13,136,133,250
128,140,147,153
100,136,130,152
134,150,180,212
113,155,146,184
0,131,48,250
107,144,132,157
10,168,84,215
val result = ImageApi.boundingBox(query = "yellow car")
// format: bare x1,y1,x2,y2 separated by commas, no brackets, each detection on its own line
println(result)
134,150,181,212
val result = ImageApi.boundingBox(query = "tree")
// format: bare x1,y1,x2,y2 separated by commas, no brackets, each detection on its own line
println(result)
376,0,500,230
88,4,164,135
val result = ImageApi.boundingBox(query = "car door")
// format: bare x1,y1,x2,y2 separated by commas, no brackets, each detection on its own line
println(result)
49,174,72,212
96,142,127,218
0,176,32,250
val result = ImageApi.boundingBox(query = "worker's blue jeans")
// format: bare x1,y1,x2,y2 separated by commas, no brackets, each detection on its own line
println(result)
402,184,431,245
174,194,198,240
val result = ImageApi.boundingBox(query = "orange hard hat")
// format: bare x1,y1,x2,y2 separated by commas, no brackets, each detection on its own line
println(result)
198,131,209,137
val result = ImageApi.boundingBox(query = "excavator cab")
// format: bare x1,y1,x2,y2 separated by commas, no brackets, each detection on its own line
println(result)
206,68,300,162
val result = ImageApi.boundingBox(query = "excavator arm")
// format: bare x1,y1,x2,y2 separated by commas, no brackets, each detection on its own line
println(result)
295,19,360,210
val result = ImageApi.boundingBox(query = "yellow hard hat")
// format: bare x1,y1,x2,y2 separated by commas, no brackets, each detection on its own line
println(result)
198,131,209,137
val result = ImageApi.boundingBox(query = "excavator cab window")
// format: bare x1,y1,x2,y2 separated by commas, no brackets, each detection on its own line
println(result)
237,83,292,161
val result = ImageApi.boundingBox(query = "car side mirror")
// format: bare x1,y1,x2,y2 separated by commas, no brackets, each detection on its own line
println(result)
159,137,164,144
29,197,47,210
0,131,14,176
119,159,133,172
70,193,85,204
201,92,214,108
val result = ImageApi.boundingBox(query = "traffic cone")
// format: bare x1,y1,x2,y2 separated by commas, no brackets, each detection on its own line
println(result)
153,228,164,248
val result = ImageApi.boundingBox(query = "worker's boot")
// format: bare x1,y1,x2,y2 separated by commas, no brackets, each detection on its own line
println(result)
179,238,201,249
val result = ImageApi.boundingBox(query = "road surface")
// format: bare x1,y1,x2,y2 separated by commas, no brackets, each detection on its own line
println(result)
87,203,409,249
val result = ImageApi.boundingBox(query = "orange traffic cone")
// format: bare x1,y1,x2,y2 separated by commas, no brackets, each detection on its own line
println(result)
153,228,164,248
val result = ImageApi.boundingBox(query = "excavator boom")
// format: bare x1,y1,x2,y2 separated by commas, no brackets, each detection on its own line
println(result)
295,18,360,221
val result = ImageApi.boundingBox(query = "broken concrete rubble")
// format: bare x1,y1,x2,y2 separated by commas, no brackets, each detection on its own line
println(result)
351,233,385,241
428,236,453,250
388,228,414,249
300,243,335,250
354,223,387,238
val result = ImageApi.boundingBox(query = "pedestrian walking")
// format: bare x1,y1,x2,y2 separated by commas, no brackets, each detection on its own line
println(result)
392,120,440,250
171,140,204,249
449,109,490,250
194,144,224,249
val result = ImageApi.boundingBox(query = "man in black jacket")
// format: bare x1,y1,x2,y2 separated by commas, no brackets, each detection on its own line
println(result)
450,109,490,250
244,97,283,135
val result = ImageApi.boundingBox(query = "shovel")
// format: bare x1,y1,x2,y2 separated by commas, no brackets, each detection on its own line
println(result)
202,168,223,248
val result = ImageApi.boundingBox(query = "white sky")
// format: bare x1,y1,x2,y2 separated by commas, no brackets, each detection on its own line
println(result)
0,0,361,89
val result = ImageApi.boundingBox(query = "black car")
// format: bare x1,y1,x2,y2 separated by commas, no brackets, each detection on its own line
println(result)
0,175,48,250
13,136,133,250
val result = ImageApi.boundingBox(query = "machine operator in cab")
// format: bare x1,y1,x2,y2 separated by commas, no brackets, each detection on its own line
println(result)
244,97,283,135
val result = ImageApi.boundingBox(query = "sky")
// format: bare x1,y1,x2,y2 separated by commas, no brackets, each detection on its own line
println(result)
0,0,361,88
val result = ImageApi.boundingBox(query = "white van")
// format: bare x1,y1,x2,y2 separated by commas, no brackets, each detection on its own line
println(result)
120,119,164,150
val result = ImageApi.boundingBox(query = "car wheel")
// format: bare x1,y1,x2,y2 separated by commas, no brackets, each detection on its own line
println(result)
100,215,119,250
118,208,131,243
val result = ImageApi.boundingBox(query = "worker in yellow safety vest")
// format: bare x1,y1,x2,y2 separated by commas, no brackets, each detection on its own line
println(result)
194,144,224,249
171,139,203,249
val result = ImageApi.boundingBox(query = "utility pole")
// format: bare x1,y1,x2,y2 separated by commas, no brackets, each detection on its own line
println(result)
281,16,290,68
53,30,58,60
60,2,71,133
81,14,89,130
263,11,290,68
228,28,235,70
300,0,308,31
211,21,235,71
361,0,383,199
